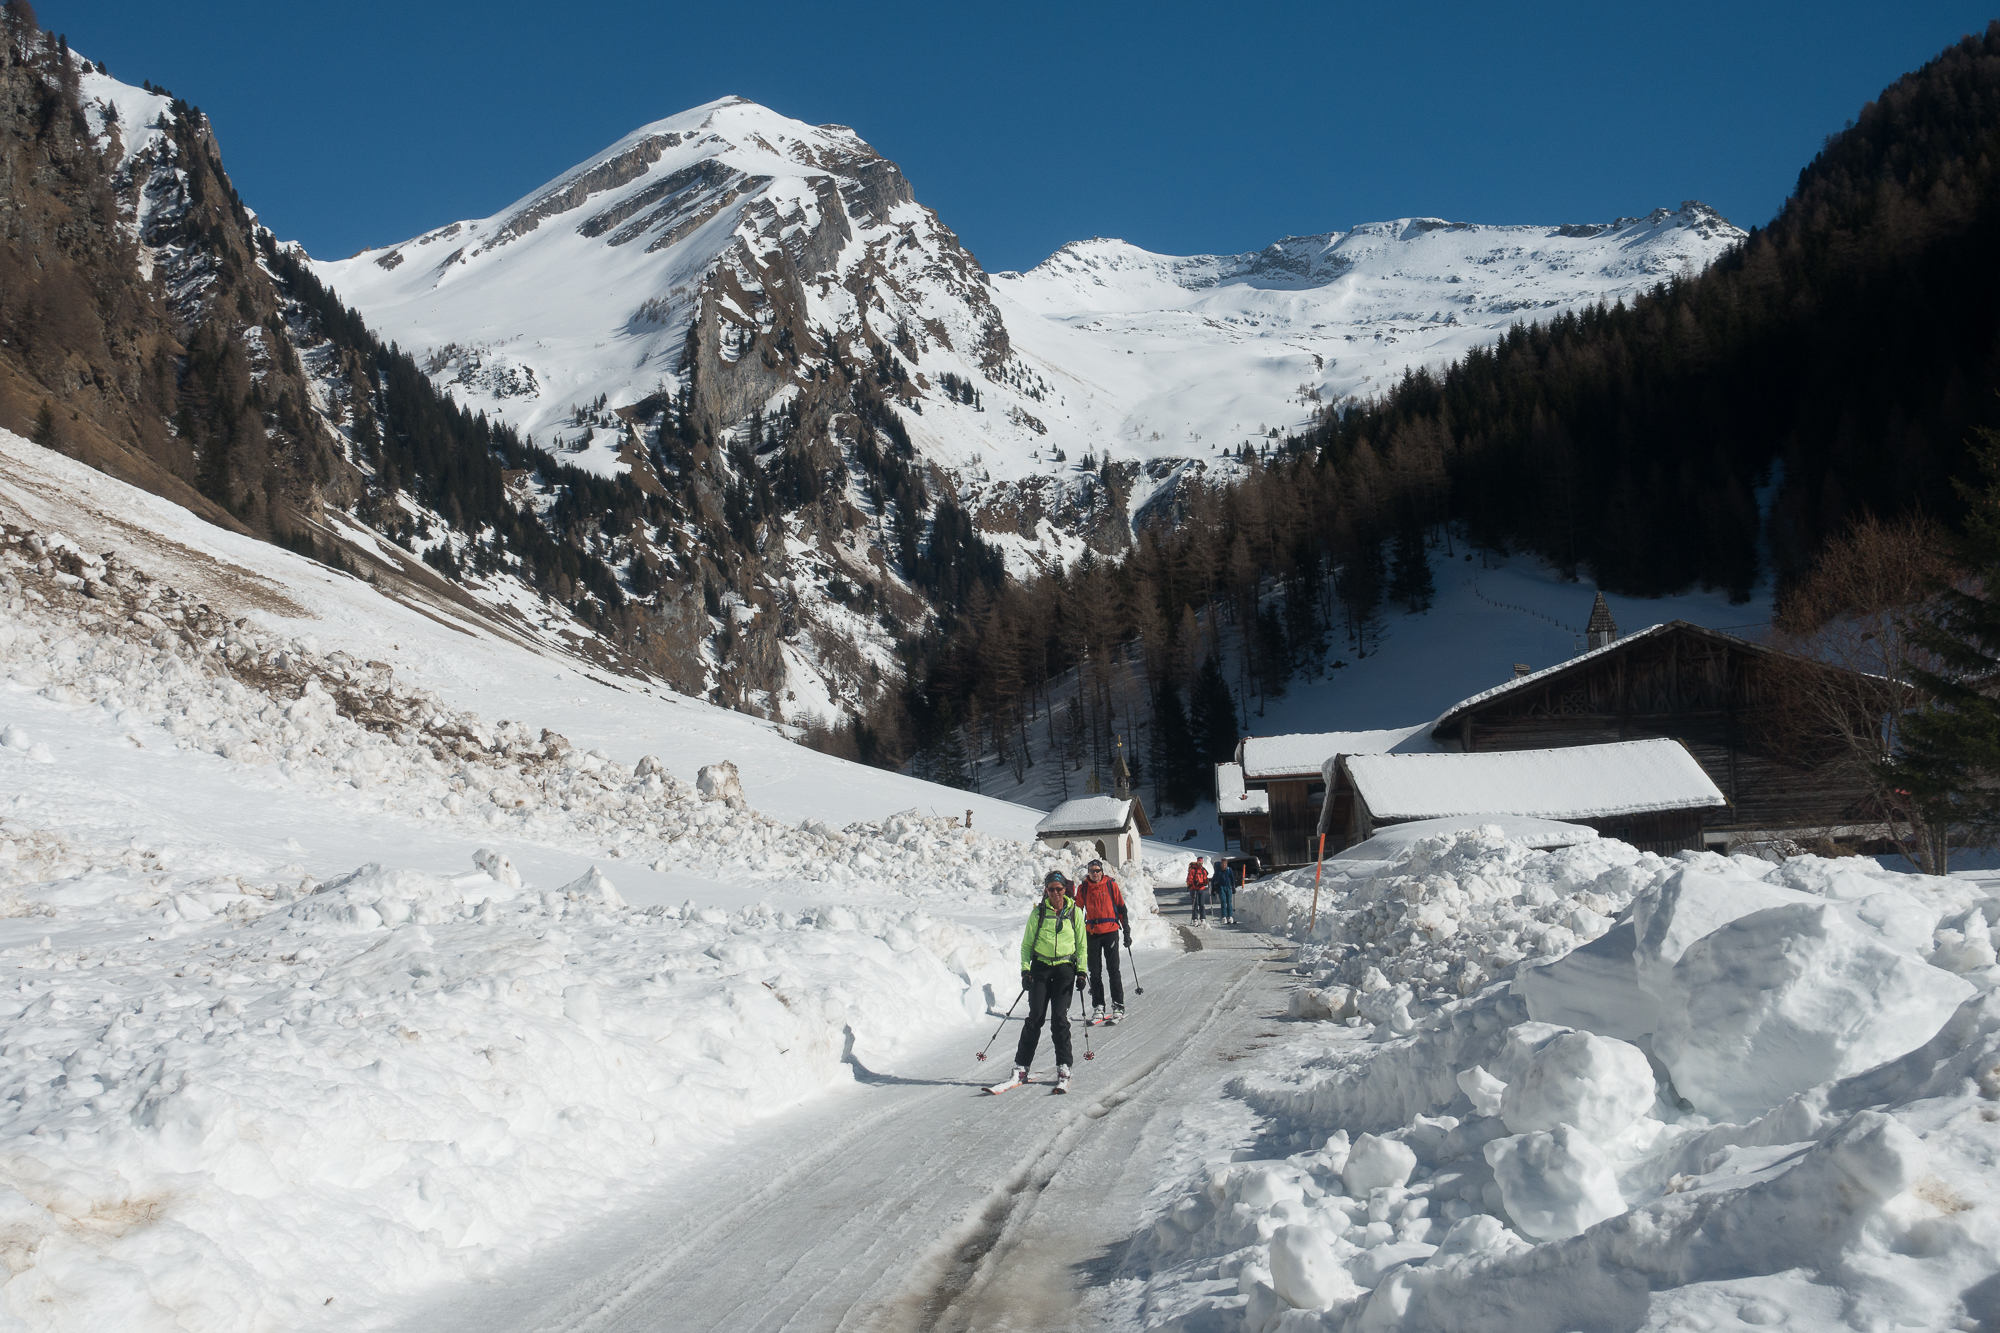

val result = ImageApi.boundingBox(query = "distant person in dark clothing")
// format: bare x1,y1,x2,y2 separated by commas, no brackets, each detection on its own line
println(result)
1214,858,1237,925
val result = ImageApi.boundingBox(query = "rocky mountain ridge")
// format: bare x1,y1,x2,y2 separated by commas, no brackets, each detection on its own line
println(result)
3,24,1749,739
314,101,1746,582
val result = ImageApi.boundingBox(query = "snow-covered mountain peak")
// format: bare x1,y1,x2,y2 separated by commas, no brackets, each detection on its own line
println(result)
309,110,1752,720
316,95,993,454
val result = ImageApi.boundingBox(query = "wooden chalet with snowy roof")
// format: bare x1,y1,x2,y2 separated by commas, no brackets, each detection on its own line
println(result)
1213,761,1272,863
1213,594,1885,864
1320,738,1727,854
1428,616,1883,845
1218,726,1436,867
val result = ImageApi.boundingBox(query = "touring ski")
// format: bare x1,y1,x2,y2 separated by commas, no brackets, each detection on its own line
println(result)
986,1072,1030,1095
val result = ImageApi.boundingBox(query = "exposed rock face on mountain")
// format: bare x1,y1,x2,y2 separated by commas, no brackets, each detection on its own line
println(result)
0,19,352,537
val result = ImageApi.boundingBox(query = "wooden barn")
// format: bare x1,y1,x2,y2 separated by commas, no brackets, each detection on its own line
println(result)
1320,738,1728,854
1428,618,1884,845
1218,727,1437,867
1213,761,1272,865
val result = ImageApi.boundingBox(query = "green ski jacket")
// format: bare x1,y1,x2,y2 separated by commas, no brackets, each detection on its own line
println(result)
1021,898,1088,973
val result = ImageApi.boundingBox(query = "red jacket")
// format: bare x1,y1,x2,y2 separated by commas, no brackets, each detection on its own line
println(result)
1186,862,1209,890
1076,874,1129,935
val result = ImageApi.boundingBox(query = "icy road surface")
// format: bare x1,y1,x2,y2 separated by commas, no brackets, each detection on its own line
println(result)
393,924,1291,1333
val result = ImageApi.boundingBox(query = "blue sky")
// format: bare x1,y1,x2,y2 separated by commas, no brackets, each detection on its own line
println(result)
64,1,1996,272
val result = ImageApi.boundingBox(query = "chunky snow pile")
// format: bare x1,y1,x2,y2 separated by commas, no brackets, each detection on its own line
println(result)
1240,824,1655,1024
0,834,1010,1329
0,526,1103,912
0,522,1166,1327
1143,828,2000,1331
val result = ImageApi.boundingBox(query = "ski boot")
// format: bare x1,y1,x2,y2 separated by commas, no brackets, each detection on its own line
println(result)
1054,1064,1072,1093
986,1065,1030,1095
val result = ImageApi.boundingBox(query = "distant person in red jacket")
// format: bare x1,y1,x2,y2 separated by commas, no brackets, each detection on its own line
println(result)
1075,860,1131,1019
1187,856,1211,924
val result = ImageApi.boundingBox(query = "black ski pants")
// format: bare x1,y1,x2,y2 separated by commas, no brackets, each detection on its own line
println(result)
1015,959,1076,1069
1086,932,1124,1009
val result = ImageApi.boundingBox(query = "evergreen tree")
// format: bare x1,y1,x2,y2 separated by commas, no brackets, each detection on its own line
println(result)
1189,655,1239,766
1151,679,1197,812
1255,602,1289,700
1336,539,1386,656
920,700,973,791
1389,523,1433,612
1896,428,2000,863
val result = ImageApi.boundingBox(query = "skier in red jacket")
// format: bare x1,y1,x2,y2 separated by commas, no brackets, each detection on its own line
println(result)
1186,856,1211,924
1075,859,1131,1021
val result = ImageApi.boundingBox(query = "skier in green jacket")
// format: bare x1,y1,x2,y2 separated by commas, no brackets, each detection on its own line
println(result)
1005,870,1088,1091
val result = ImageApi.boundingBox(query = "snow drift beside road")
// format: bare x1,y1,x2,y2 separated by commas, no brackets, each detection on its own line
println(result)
0,514,1173,1330
1132,827,2000,1332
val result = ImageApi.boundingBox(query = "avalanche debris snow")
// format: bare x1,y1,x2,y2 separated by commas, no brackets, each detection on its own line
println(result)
0,517,1160,1329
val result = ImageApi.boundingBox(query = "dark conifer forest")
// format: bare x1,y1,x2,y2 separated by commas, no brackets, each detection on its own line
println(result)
860,23,2000,801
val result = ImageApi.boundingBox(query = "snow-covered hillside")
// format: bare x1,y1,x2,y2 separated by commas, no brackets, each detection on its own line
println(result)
0,422,1186,1326
994,205,1743,455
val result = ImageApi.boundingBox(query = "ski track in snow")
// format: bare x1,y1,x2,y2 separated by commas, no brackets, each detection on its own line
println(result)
388,925,1291,1333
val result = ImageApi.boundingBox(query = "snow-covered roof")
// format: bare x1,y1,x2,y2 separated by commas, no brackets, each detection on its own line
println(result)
1036,796,1142,836
1342,739,1726,822
1215,762,1270,815
1239,724,1435,779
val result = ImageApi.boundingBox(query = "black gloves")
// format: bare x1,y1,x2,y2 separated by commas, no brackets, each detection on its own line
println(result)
1021,969,1032,993
1123,929,1133,947
1075,974,1087,995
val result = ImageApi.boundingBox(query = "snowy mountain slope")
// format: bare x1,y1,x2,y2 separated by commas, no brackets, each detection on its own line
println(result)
309,101,1743,570
993,205,1743,456
0,427,1070,845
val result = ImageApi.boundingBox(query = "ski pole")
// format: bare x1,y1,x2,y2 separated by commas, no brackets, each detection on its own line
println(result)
975,989,1025,1062
1083,1005,1094,1062
1126,941,1144,996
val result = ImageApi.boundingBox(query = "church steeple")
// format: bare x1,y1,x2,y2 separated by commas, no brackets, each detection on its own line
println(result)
1586,592,1619,650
